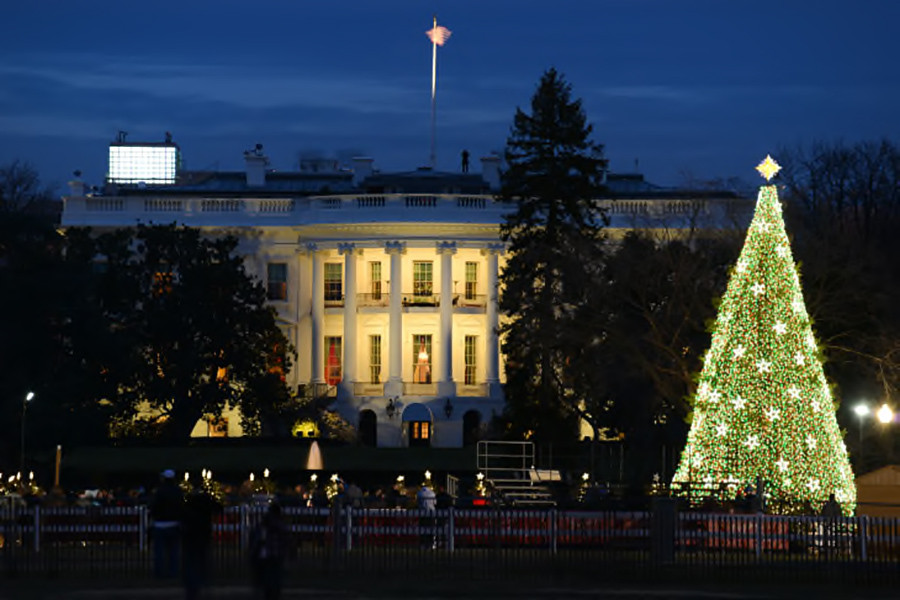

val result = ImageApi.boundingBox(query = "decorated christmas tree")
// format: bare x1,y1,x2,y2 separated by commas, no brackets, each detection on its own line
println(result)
671,155,856,515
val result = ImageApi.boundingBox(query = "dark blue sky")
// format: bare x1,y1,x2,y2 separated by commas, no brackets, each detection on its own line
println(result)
3,1,899,192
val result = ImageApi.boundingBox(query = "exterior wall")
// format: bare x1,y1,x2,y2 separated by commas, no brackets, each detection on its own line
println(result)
62,187,747,448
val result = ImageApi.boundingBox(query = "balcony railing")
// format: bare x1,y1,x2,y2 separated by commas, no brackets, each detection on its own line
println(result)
402,294,438,307
455,294,487,308
324,295,344,308
403,382,437,395
354,382,384,396
357,293,390,307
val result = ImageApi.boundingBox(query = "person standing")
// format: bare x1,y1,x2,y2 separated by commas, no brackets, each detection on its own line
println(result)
150,469,184,579
181,485,222,600
416,483,437,549
250,503,290,600
461,149,470,173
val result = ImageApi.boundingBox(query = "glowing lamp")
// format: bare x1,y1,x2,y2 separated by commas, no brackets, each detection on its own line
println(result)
877,403,894,424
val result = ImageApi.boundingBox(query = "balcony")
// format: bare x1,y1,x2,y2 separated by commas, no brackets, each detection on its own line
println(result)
324,294,344,308
403,382,437,396
354,382,384,396
455,294,487,309
357,293,390,308
402,293,438,307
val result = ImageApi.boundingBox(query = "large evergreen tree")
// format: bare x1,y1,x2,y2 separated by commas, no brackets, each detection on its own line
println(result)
498,68,609,444
671,157,856,514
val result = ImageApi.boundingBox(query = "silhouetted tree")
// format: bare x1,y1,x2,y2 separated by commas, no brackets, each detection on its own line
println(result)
497,68,609,446
63,224,296,441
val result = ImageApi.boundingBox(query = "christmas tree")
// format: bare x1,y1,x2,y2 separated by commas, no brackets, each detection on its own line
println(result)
671,155,856,515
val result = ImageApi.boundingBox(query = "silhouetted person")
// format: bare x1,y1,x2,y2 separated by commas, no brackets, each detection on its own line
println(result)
150,469,184,579
181,486,222,600
416,483,437,548
461,149,470,173
250,503,290,600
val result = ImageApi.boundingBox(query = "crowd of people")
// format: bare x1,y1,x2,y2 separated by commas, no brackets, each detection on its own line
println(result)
1,474,458,512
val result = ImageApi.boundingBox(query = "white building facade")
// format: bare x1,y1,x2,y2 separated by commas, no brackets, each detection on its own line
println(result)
62,143,747,448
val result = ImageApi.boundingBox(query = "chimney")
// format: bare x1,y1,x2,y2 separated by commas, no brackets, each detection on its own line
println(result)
480,155,501,191
352,157,374,187
67,170,85,197
244,143,268,187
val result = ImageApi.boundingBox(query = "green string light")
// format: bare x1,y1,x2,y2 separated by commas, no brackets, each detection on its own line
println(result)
672,180,856,515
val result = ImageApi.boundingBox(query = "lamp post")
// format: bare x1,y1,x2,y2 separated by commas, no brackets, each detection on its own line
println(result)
20,391,35,475
877,403,894,425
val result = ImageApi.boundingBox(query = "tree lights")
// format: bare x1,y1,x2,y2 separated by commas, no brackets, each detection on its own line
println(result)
671,156,856,515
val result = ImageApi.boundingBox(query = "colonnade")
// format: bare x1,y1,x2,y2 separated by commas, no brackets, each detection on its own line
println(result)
303,240,502,399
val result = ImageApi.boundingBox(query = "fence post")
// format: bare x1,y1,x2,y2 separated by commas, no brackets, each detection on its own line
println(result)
139,506,146,552
754,513,762,560
33,506,40,553
240,505,249,553
550,508,558,554
650,497,676,565
345,506,353,551
859,515,868,561
447,507,455,552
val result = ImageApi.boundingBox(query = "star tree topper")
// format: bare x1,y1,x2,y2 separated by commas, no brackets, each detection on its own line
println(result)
756,154,782,181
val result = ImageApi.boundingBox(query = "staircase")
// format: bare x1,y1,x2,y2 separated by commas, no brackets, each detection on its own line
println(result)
476,441,557,507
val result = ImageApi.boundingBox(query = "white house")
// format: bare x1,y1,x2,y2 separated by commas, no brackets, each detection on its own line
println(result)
61,138,747,449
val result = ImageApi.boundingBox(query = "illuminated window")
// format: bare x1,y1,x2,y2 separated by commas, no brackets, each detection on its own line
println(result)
465,261,478,300
267,263,287,301
465,335,477,385
369,335,382,384
369,261,382,299
207,416,228,438
153,271,173,296
411,421,431,440
413,261,433,298
325,336,342,385
412,334,432,383
325,263,343,302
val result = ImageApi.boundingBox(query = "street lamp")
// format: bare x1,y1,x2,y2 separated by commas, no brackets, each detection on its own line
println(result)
877,403,894,425
20,391,35,475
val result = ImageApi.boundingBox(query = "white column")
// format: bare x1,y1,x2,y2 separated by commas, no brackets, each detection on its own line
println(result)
482,244,503,398
437,241,457,397
309,243,325,385
338,243,358,401
384,241,405,398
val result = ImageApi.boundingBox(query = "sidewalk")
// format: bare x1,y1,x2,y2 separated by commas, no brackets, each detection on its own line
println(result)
2,583,898,600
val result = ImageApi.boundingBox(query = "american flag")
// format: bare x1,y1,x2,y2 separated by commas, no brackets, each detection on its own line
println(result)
426,24,452,46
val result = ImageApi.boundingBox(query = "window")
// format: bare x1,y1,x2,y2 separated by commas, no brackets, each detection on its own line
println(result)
465,261,478,300
325,336,342,385
465,335,477,385
153,271,173,296
369,335,382,384
411,421,431,440
369,261,382,300
206,416,228,438
267,263,287,301
324,263,343,302
412,334,432,383
413,261,433,298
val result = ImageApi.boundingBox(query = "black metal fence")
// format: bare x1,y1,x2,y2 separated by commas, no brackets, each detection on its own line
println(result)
2,503,899,587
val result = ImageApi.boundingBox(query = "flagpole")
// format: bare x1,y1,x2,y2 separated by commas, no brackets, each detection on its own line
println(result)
430,15,438,169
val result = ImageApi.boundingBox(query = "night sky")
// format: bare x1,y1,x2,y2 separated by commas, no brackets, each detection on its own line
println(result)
3,1,899,192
